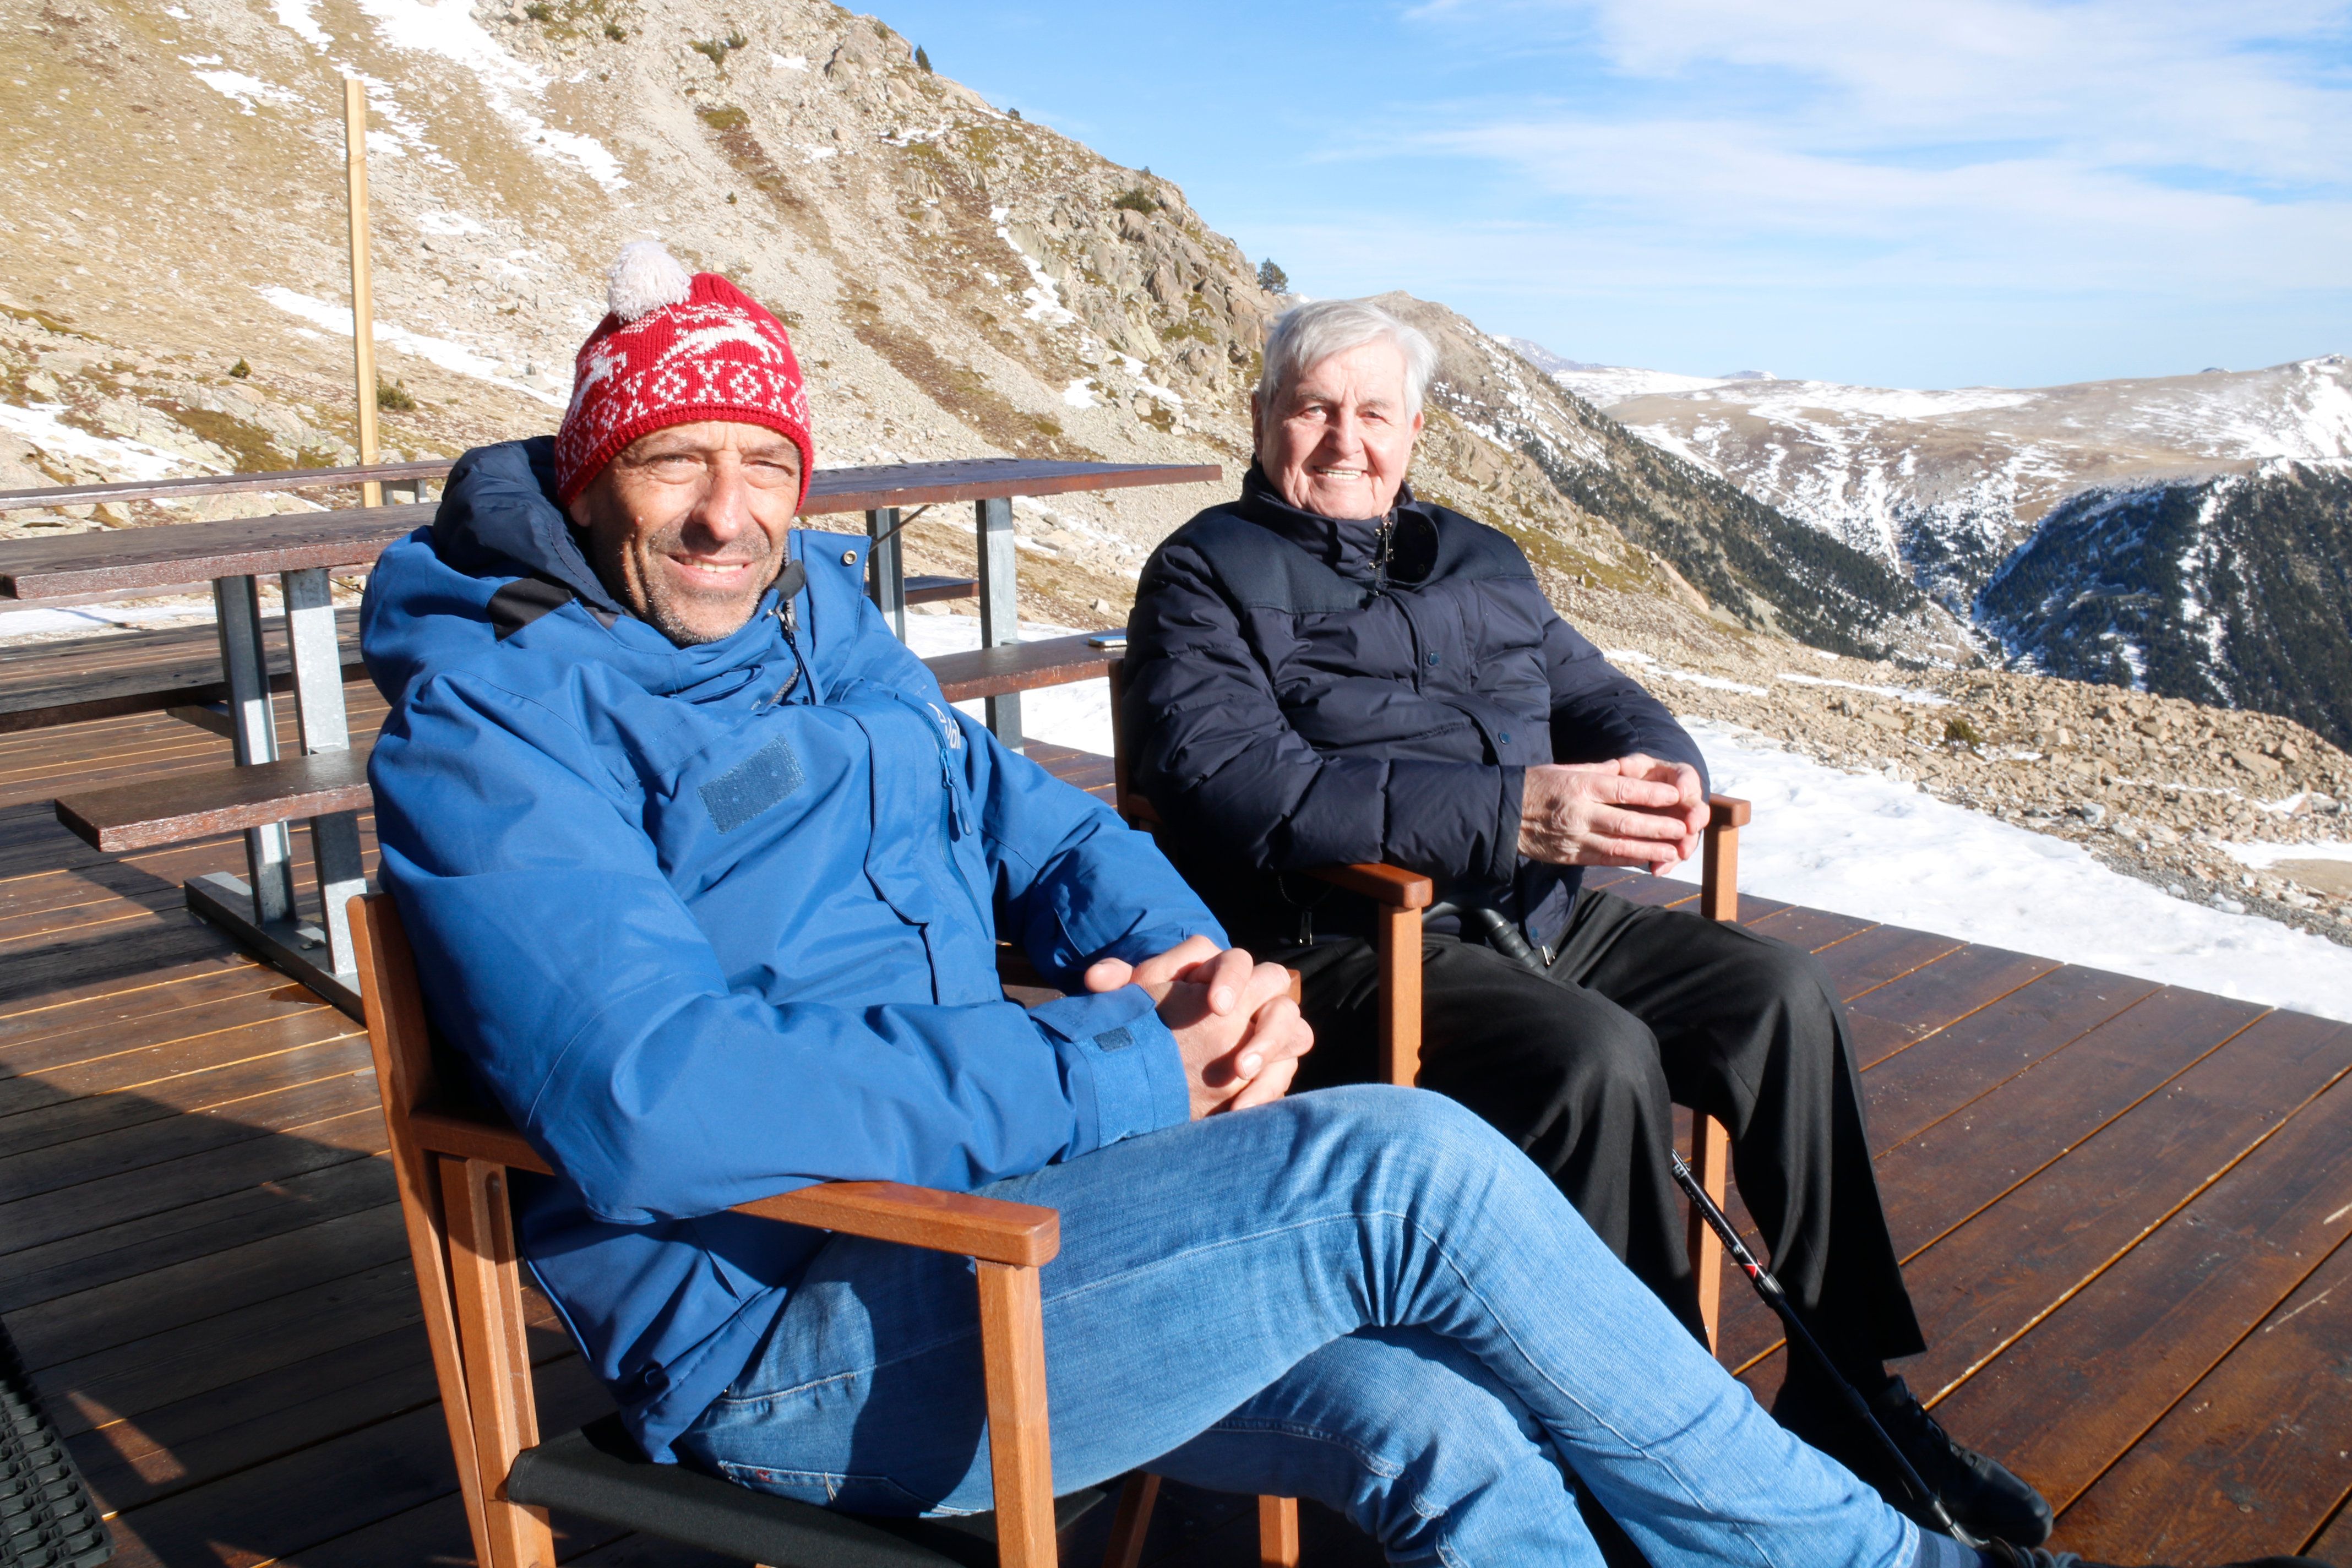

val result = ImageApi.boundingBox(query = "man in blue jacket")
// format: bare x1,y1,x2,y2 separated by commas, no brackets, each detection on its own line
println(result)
358,247,2160,1568
1120,299,2049,1547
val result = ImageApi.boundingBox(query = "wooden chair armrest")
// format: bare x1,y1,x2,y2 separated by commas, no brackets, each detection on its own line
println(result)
408,1110,1058,1267
736,1183,1059,1268
1707,794,1751,831
1304,862,1434,909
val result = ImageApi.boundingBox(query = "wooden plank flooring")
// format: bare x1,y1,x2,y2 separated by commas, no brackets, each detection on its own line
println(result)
0,701,2345,1566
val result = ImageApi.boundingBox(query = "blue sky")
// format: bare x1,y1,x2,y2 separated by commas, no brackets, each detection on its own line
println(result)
873,1,2352,389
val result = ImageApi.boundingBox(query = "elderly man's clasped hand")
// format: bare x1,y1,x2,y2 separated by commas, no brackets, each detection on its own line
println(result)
1519,754,1709,873
1084,935,1313,1119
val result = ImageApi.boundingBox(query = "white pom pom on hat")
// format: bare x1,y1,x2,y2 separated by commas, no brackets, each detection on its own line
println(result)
605,239,694,322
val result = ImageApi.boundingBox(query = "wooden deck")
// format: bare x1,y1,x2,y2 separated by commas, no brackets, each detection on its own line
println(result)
2,690,2348,1567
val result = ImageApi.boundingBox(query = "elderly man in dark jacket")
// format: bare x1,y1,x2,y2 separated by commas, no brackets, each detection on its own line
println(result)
1121,298,2049,1547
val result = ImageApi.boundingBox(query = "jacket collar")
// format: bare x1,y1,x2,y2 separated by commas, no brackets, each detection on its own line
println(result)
1235,463,1436,587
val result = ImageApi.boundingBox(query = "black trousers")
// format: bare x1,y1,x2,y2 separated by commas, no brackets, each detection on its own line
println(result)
1284,888,1926,1379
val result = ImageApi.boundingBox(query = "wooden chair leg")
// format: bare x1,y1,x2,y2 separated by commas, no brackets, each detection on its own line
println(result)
1685,1114,1732,1356
977,1259,1059,1568
1103,1472,1161,1568
1258,1495,1301,1567
1376,902,1421,1087
442,1156,557,1568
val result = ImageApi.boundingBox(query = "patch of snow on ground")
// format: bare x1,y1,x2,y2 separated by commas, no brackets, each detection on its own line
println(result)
187,67,300,115
257,288,562,406
772,53,807,70
1775,672,1951,706
988,207,1076,327
1061,379,1098,410
348,0,628,189
1659,719,2352,1022
0,601,216,644
0,402,206,481
272,0,333,47
1604,650,1766,696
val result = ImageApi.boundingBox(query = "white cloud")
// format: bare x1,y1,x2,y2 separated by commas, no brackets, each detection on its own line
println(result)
1372,2,2352,304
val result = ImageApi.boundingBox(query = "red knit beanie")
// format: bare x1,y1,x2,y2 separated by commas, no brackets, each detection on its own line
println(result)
554,242,815,507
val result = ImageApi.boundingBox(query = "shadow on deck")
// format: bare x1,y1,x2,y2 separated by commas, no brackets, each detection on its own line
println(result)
1,694,2346,1567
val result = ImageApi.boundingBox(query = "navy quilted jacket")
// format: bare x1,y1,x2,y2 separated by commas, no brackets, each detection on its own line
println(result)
1122,466,1707,954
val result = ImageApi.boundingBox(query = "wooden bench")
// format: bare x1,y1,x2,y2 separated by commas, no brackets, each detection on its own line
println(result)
0,607,364,734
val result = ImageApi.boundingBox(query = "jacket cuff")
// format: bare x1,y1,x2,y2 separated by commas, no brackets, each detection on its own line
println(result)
1028,988,1191,1155
1496,765,1526,883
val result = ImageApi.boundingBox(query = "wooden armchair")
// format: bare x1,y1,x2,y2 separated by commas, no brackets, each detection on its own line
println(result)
1104,659,1752,1354
354,892,1127,1568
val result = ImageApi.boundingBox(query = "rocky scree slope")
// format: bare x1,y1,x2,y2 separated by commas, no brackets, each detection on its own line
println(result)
3,0,1801,639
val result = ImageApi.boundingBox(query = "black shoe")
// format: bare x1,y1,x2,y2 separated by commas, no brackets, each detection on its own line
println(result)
1774,1370,2054,1547
1981,1542,2335,1568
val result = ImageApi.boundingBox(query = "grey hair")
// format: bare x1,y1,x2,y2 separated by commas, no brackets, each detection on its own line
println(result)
1253,298,1438,419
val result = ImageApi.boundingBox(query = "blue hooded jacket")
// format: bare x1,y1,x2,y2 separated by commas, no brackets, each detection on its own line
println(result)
362,438,1218,1462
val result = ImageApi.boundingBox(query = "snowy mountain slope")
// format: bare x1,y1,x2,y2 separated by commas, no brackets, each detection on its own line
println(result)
1397,309,1967,662
1501,339,1772,409
1586,355,2352,619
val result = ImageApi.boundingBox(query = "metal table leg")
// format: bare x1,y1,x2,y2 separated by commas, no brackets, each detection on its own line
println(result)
976,496,1022,750
867,507,906,640
184,569,364,1014
205,575,296,918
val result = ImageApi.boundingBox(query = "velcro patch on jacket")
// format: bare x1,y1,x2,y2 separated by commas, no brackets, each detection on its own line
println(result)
699,736,807,833
1093,1027,1134,1053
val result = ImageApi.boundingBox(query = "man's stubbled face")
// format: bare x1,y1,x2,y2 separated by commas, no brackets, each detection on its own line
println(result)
568,420,803,646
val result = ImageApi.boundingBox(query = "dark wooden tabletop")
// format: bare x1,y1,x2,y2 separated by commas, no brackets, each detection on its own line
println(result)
0,458,457,513
0,459,1222,600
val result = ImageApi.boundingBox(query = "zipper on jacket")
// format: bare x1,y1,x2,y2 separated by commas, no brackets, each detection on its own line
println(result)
763,598,806,708
925,701,974,838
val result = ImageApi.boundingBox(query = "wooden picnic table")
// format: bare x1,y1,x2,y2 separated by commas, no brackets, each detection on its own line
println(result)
2,456,1217,1014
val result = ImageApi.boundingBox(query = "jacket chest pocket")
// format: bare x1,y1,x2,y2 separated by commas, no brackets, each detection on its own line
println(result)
837,694,999,993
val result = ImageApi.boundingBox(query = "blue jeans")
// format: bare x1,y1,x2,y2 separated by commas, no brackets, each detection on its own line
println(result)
678,1087,1920,1568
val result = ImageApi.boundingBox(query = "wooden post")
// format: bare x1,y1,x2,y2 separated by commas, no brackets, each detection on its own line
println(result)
342,77,382,510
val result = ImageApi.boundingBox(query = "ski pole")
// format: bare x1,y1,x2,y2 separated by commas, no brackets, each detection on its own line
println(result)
1669,1148,1985,1550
